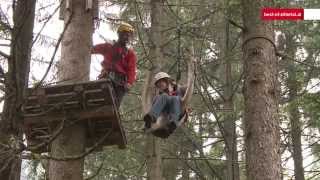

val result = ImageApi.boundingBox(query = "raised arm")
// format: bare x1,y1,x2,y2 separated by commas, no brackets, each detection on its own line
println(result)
91,44,104,54
181,46,196,111
91,42,112,54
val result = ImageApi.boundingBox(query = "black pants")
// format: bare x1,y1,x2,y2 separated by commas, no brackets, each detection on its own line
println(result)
99,71,127,108
112,83,128,108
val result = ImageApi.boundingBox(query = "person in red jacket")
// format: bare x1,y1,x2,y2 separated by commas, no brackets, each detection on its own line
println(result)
92,22,137,107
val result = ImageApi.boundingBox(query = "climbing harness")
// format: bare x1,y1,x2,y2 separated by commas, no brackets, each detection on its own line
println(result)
144,25,194,138
98,42,129,86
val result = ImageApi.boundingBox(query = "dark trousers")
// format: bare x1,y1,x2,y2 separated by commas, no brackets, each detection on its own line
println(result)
99,71,127,108
113,83,127,108
149,94,182,125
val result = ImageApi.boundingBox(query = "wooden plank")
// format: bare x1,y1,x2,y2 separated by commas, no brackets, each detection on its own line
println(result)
83,89,104,99
49,79,111,93
24,105,115,124
24,82,114,113
25,98,109,112
26,79,112,96
25,122,125,153
23,79,127,152
101,83,115,105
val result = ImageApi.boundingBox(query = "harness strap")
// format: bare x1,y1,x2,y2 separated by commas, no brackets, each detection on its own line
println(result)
99,43,129,85
110,42,128,72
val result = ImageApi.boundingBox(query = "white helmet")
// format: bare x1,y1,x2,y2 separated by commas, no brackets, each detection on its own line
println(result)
154,72,171,85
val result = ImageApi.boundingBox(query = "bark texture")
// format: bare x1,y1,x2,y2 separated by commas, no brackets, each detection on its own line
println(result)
48,0,95,179
242,0,281,180
180,146,190,180
0,1,36,179
223,46,239,180
288,68,305,180
216,1,240,179
286,35,305,180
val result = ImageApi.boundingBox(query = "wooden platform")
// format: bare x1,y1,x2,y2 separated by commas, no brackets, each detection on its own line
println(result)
22,79,127,153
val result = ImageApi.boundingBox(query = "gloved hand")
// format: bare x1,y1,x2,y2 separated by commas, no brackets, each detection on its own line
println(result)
125,83,132,90
98,69,108,79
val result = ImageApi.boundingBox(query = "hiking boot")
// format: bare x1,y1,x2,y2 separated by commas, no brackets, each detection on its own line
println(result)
168,121,177,134
143,113,157,129
152,128,170,139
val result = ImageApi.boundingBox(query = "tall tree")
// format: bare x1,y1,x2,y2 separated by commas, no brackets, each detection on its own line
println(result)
222,20,240,180
180,143,190,180
142,0,164,179
216,0,240,179
241,0,281,180
48,0,95,179
161,1,181,179
285,33,305,180
0,0,36,179
143,0,163,180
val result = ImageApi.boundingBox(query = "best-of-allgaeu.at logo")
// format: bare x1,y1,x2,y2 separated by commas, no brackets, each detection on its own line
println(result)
261,8,320,20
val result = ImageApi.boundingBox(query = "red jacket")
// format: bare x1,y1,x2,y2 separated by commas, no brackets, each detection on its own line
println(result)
92,42,137,85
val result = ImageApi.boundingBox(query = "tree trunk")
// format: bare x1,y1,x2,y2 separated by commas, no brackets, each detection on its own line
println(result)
146,137,163,180
0,0,36,179
218,2,240,179
286,35,305,180
161,2,179,179
242,0,281,180
180,146,190,180
163,141,179,180
288,67,305,180
48,0,95,179
144,0,164,179
224,48,240,180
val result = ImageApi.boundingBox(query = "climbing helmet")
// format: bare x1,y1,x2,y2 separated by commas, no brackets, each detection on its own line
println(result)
154,72,172,85
117,22,134,33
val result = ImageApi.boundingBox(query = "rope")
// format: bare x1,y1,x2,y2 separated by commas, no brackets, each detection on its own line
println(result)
176,24,182,83
242,36,277,53
167,25,183,81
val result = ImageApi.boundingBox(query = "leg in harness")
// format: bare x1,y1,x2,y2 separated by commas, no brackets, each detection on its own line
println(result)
143,93,185,138
99,71,128,108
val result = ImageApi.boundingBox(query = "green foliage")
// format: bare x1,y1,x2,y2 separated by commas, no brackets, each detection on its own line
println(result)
301,93,320,128
14,0,320,179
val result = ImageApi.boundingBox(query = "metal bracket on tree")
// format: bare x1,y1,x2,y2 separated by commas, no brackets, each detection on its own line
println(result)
59,0,72,20
86,0,93,11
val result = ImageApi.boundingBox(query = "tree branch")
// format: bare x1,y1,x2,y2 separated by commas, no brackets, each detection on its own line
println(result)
41,129,112,161
34,11,73,89
85,158,105,180
181,45,196,110
228,19,245,31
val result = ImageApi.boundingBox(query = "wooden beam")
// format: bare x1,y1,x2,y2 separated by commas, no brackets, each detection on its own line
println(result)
24,106,115,124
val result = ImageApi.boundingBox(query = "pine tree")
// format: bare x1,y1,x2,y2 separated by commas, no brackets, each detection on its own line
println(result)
242,0,281,179
48,0,95,179
0,1,36,179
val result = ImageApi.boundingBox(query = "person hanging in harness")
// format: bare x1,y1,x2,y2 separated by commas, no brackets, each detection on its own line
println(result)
142,48,196,138
91,22,137,107
143,72,185,134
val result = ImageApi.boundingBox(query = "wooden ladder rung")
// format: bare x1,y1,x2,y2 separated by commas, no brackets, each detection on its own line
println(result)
34,135,50,139
32,128,49,132
87,98,105,103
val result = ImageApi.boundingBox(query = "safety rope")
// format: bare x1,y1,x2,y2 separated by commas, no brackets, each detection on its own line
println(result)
176,25,182,83
242,36,277,53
